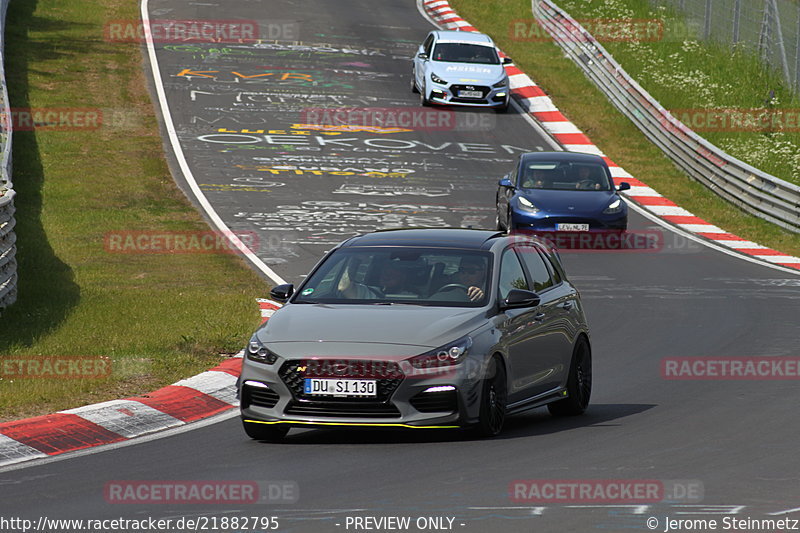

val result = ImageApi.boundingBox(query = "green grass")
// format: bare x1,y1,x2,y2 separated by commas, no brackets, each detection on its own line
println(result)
0,0,268,421
557,0,800,187
451,0,800,256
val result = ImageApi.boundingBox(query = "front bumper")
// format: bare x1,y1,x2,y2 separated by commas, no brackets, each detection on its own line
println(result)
509,209,628,231
427,82,508,108
239,356,484,429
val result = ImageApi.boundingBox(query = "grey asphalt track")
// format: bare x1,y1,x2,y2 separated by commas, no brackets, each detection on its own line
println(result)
1,0,799,531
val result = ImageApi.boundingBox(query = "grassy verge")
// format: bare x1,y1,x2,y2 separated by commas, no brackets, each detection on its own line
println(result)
451,0,800,256
557,0,800,187
0,0,268,421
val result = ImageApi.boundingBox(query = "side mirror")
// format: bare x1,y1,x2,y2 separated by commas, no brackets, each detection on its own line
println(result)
501,289,540,309
502,57,513,65
269,283,294,303
498,178,513,188
418,53,429,60
616,182,631,192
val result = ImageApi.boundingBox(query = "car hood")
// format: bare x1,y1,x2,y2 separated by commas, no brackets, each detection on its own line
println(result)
256,303,487,350
429,61,506,84
521,189,617,214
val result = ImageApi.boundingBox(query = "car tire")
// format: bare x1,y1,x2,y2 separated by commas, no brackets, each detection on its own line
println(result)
473,356,507,437
548,336,592,417
495,207,507,232
242,419,289,442
505,209,515,232
420,83,430,107
411,70,419,93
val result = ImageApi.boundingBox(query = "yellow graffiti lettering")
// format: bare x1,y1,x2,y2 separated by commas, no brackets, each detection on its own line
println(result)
291,123,411,134
232,71,275,79
280,73,313,81
177,69,218,78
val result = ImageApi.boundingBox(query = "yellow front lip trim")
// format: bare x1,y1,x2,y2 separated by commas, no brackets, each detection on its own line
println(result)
244,419,459,429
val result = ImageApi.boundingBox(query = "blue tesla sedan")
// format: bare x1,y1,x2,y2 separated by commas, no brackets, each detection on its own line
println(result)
495,152,630,232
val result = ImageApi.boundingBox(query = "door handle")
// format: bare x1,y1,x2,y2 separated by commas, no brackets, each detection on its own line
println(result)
534,312,546,322
562,301,574,311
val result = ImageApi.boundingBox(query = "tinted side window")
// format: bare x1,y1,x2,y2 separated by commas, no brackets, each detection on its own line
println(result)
509,163,519,187
516,246,554,292
423,34,434,55
499,248,528,300
541,251,562,285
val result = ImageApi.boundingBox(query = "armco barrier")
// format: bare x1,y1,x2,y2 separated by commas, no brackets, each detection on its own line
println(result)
0,0,17,311
532,0,800,233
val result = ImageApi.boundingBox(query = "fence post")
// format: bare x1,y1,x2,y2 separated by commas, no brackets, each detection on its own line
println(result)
768,0,792,86
759,0,771,66
795,1,800,93
732,0,741,44
703,0,712,39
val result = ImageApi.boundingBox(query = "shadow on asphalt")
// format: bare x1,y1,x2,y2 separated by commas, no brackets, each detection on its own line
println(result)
249,403,656,445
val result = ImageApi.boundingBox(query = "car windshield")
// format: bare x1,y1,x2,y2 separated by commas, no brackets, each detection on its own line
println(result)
292,247,492,307
518,161,613,191
432,43,499,64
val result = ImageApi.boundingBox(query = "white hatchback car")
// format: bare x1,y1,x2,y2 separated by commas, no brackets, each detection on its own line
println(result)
412,30,511,112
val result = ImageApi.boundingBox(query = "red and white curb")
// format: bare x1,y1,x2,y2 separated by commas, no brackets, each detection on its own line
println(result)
422,0,800,272
0,300,282,468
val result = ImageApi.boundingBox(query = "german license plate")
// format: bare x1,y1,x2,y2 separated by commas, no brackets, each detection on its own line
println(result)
556,223,590,231
304,378,377,397
458,90,482,98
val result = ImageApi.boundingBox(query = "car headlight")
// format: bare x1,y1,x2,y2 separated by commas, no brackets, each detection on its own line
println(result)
518,196,540,213
492,77,508,88
603,198,623,214
409,336,473,369
430,73,447,85
246,337,278,364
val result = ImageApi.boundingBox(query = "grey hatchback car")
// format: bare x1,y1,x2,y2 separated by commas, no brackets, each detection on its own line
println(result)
238,229,591,441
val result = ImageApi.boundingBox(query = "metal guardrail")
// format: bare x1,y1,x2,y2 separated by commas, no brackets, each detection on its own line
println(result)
0,0,18,310
532,0,800,233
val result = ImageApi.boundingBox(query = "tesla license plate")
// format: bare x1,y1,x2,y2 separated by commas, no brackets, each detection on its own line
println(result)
304,378,377,397
458,90,482,98
556,223,590,231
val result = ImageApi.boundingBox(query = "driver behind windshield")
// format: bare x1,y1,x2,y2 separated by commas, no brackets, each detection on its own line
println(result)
572,165,603,190
442,257,487,302
337,263,377,299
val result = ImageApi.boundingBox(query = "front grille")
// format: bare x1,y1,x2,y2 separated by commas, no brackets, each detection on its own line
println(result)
279,360,403,402
285,400,401,418
451,84,490,99
410,390,458,413
541,217,598,225
451,97,489,104
242,385,280,409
